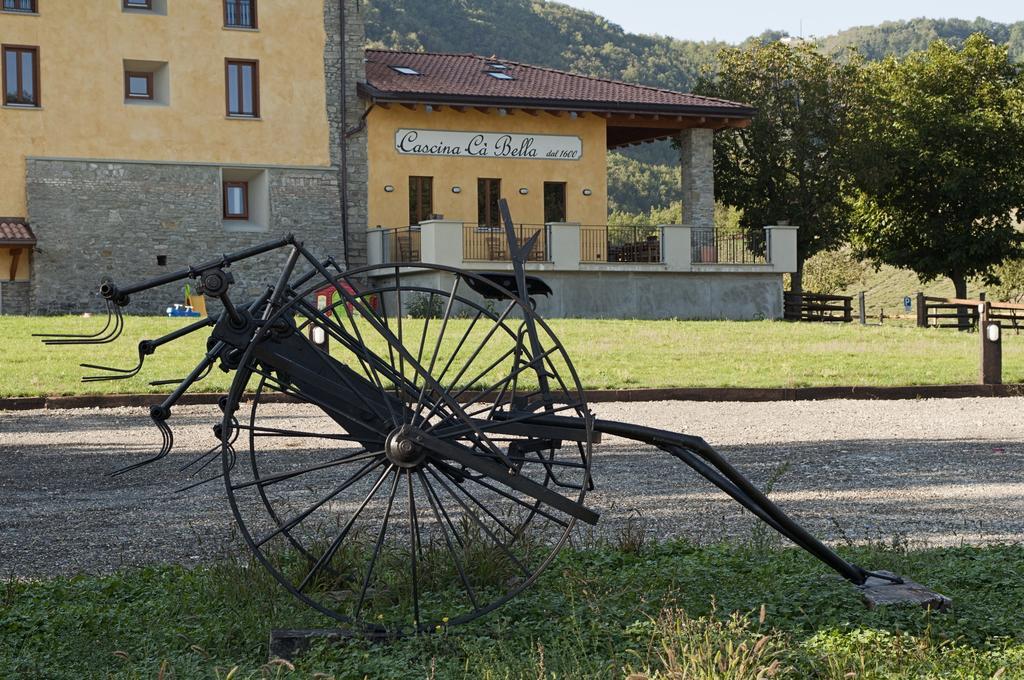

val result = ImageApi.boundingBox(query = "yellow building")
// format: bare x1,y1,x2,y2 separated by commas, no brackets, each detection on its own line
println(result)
361,50,754,235
0,0,366,314
358,51,799,320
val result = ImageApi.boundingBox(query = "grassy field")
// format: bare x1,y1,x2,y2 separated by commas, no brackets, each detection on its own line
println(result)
2,315,1023,398
2,539,1022,678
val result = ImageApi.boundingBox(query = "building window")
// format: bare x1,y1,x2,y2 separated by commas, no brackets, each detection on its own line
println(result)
224,0,256,29
2,45,40,107
123,0,151,8
223,181,249,220
226,59,259,117
544,182,567,223
2,0,37,13
409,176,433,226
124,71,153,100
478,178,501,228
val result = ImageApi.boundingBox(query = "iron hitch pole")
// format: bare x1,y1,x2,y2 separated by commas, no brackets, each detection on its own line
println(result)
103,235,295,301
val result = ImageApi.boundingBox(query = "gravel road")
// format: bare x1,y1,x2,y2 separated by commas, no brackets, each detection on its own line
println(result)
2,397,1022,578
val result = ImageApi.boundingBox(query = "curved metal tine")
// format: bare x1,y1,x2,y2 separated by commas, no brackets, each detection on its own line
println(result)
80,347,146,383
33,300,115,338
179,417,240,474
43,304,125,345
148,360,214,388
43,303,125,346
176,443,236,493
108,416,174,476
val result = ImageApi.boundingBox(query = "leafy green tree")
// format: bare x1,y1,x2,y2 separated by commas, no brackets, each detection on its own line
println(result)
695,41,864,292
801,249,866,294
991,257,1024,304
848,35,1024,308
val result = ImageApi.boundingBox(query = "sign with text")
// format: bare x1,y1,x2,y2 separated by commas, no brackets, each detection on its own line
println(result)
395,129,583,161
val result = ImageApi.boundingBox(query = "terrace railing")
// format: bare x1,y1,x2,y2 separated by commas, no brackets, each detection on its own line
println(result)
373,226,421,264
692,228,769,265
580,225,662,264
463,224,549,262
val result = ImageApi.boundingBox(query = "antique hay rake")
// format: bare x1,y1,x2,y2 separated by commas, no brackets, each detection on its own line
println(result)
42,201,946,638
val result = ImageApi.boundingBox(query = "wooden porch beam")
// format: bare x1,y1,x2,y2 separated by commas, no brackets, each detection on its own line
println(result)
9,248,21,282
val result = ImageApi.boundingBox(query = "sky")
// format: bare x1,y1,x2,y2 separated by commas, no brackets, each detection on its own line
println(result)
558,0,1022,43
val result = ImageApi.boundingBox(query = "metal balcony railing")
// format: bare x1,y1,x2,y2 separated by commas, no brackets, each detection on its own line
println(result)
376,226,421,263
691,229,768,264
462,224,549,262
580,225,662,263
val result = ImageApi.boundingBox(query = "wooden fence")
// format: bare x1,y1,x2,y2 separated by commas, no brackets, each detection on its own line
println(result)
784,292,853,323
916,294,1024,332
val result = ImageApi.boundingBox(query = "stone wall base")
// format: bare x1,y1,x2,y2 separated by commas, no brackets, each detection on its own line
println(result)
26,159,345,314
0,281,32,315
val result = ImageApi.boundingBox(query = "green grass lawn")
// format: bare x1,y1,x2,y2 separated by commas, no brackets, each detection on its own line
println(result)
2,540,1022,678
2,315,1023,398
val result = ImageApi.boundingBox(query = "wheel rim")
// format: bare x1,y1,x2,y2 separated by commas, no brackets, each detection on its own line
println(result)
222,263,592,636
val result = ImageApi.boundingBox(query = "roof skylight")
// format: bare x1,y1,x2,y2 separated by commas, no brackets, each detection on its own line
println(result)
391,66,421,76
486,71,515,80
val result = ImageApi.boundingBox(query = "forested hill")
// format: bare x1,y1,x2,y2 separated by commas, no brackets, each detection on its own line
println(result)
364,1,1024,213
365,0,1024,91
364,0,727,93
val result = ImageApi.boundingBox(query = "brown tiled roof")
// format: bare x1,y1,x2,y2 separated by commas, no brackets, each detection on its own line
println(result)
362,50,755,118
0,219,36,245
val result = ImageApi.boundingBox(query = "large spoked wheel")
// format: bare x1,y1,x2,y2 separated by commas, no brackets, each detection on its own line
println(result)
222,263,593,636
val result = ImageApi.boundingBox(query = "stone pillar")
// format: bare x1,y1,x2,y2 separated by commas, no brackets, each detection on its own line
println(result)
764,225,799,272
660,224,693,269
548,223,580,270
419,220,464,268
679,128,715,229
324,0,368,267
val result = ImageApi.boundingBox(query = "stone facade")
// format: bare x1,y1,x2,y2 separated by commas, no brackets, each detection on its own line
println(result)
0,281,31,315
679,128,715,229
26,159,342,314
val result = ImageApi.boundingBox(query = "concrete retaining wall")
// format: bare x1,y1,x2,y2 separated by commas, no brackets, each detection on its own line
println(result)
367,268,783,320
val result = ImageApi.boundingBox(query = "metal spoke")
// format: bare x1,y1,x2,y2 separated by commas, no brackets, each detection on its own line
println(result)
427,467,531,577
252,458,384,549
231,449,384,491
411,277,461,421
438,465,570,529
354,469,402,619
441,299,517,396
235,423,363,442
297,463,395,593
417,469,479,610
406,470,421,627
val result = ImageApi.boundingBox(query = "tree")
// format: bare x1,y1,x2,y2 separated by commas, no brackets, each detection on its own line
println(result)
848,35,1024,314
992,257,1024,303
802,248,866,294
694,41,864,292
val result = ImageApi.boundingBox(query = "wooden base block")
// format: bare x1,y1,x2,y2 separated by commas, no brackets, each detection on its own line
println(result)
857,571,952,611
